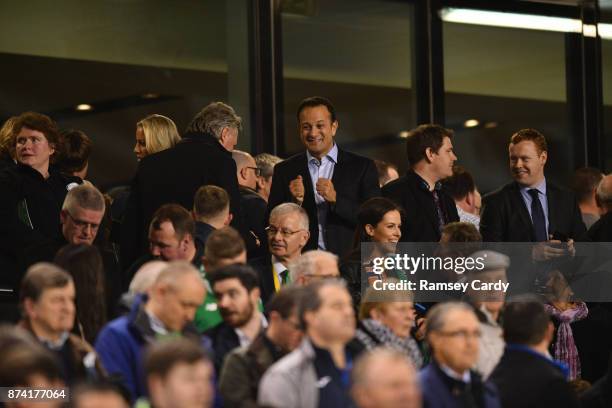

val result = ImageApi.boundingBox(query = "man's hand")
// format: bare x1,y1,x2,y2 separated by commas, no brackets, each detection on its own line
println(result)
289,175,305,205
316,178,336,204
532,237,575,261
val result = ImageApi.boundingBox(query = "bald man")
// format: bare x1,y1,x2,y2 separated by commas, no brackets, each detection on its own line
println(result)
583,174,612,241
233,150,267,259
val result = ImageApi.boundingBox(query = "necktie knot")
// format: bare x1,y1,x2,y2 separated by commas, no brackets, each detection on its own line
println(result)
528,188,539,199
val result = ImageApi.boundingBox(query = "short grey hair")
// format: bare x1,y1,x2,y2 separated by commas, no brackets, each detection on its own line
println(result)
129,260,168,294
269,203,309,231
154,261,204,290
185,102,242,139
288,250,338,282
298,279,347,330
425,301,474,338
255,153,282,178
62,184,105,213
596,174,612,209
351,348,415,387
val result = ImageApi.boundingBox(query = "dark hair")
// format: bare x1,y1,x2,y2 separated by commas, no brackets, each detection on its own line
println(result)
204,227,246,268
509,128,547,154
374,159,399,186
1,343,62,387
20,263,72,304
405,124,453,167
443,166,476,200
571,167,603,203
297,279,347,330
57,129,92,175
11,112,62,163
71,380,131,407
503,296,551,345
441,222,482,242
193,185,229,219
149,204,195,241
266,286,303,319
352,197,404,249
296,96,337,123
145,337,209,379
54,244,107,344
208,264,259,293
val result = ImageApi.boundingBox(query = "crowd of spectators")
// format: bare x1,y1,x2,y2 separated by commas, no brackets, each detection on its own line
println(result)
1,96,612,408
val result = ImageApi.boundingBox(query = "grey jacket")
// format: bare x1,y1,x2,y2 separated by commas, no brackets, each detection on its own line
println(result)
257,338,318,408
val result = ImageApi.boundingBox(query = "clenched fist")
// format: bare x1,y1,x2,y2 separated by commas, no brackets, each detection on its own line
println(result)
289,175,305,205
316,178,336,204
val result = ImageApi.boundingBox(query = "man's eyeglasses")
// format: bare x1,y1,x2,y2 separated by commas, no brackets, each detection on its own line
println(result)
437,329,482,340
66,212,100,231
246,166,262,177
265,226,305,238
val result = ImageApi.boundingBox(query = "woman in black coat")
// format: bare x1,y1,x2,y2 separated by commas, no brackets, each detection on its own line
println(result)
0,112,80,296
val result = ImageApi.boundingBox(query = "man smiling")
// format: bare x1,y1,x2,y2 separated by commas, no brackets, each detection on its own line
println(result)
480,129,585,245
268,96,380,257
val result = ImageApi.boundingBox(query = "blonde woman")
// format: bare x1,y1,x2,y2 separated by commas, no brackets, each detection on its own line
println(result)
0,116,18,170
133,114,180,160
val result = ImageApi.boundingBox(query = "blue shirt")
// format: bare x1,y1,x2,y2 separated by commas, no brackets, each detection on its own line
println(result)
519,178,549,236
306,144,338,250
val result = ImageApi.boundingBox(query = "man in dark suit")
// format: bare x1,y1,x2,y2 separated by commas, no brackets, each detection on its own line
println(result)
233,150,267,260
583,174,612,242
204,264,266,375
382,124,459,242
268,96,380,257
480,129,586,246
490,298,580,408
120,102,242,270
251,203,309,304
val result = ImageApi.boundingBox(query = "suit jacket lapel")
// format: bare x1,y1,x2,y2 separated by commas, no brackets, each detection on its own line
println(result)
545,182,557,235
510,182,535,239
300,153,317,226
330,148,345,186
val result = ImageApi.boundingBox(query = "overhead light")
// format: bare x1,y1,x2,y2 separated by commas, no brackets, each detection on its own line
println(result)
464,119,480,128
599,23,612,40
141,93,159,99
440,8,582,34
75,104,92,111
484,121,498,129
398,130,410,138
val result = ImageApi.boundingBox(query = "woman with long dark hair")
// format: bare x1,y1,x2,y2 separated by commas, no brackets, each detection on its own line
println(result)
54,244,107,344
339,197,403,309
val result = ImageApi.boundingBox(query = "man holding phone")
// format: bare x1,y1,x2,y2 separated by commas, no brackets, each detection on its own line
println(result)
480,129,585,259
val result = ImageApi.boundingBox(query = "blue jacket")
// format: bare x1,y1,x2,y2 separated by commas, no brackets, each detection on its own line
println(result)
95,295,206,400
419,361,501,408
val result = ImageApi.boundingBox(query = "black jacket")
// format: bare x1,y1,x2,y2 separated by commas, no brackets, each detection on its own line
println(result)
204,321,242,375
268,147,380,258
382,171,459,242
249,256,276,306
120,132,241,269
581,212,612,242
480,180,586,242
490,346,580,408
239,187,268,260
0,164,80,290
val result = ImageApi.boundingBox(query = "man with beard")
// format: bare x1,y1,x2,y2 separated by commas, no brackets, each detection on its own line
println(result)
480,129,585,245
382,124,459,242
204,264,266,374
219,286,304,407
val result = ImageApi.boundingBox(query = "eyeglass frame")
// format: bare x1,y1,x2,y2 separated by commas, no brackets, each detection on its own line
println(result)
265,225,306,238
245,166,262,177
64,211,101,231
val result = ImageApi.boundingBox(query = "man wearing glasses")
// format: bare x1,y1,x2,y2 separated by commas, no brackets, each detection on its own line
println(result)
233,150,267,260
251,203,310,304
420,302,501,407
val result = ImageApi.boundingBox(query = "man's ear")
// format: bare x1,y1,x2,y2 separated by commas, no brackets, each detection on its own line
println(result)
250,287,261,303
331,120,339,137
424,147,435,163
225,212,233,226
23,298,36,319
